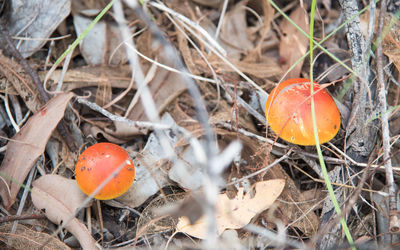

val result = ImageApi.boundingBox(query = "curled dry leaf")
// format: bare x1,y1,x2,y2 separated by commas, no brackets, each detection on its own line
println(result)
31,174,96,250
176,179,285,239
279,7,309,79
360,10,400,72
0,92,74,209
0,52,43,112
169,87,319,235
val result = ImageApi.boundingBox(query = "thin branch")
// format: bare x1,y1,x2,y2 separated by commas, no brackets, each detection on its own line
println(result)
0,23,77,151
0,24,49,103
76,97,171,132
0,213,46,223
376,0,400,235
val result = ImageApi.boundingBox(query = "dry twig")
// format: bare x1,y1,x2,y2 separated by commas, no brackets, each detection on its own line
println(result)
376,0,400,235
0,23,77,151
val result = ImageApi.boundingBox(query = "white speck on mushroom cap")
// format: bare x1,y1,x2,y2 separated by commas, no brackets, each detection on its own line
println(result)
292,112,299,124
126,160,132,165
298,116,309,139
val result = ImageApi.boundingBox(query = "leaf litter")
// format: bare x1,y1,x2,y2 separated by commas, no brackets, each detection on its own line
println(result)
176,179,285,239
0,0,398,249
31,174,96,250
0,92,74,208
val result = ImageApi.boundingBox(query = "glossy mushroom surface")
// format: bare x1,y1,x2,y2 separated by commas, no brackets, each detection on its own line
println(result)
75,143,135,200
265,78,341,146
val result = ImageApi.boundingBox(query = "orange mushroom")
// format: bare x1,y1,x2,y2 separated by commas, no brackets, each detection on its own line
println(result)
265,78,340,146
75,143,135,200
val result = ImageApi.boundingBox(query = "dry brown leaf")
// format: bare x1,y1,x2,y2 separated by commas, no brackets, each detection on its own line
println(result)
262,0,274,37
0,52,43,112
168,85,319,235
125,60,187,130
191,52,282,80
177,31,201,77
176,179,285,239
116,32,185,135
219,1,254,59
0,92,74,209
31,174,96,250
248,0,275,53
279,7,309,79
41,65,132,92
211,55,283,79
190,0,223,8
213,129,320,236
266,165,320,235
360,11,400,72
0,222,70,250
83,124,127,144
382,16,400,72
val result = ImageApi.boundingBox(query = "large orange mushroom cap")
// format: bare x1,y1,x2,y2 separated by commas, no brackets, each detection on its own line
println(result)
75,143,135,200
265,78,341,146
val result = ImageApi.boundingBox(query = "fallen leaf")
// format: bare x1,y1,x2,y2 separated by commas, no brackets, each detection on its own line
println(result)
31,174,95,250
0,0,71,58
124,31,187,134
125,64,187,130
360,10,400,72
381,14,400,73
219,129,320,236
72,2,128,66
267,164,320,235
83,124,127,144
73,15,106,65
279,7,309,79
0,92,74,209
190,0,223,8
40,65,132,92
168,86,319,235
219,1,254,59
0,52,44,112
176,179,285,239
113,113,177,208
208,54,283,79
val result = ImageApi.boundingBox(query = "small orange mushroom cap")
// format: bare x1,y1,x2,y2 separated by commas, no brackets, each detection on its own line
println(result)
75,143,135,200
265,78,341,146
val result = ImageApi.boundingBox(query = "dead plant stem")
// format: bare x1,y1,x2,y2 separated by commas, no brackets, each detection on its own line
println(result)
0,23,77,151
376,0,399,235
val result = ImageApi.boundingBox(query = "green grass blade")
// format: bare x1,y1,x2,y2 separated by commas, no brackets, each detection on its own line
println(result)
53,0,116,67
308,1,355,248
269,0,379,81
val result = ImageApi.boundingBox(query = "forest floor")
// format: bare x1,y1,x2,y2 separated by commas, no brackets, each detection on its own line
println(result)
0,0,399,249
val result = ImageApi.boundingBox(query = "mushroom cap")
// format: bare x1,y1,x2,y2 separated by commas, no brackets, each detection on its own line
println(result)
75,143,135,200
265,78,341,146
